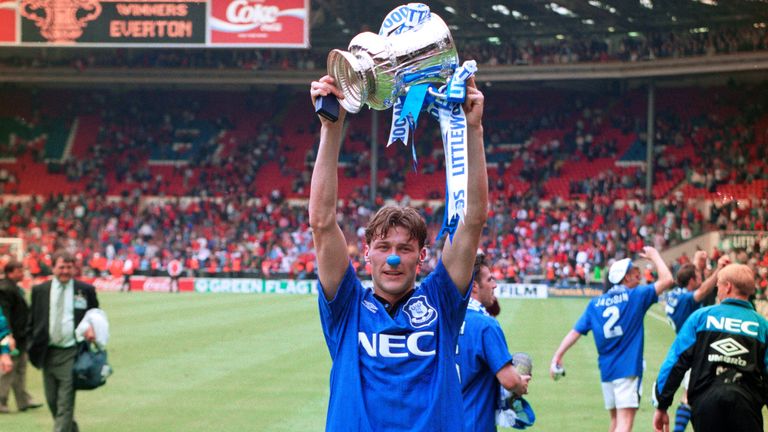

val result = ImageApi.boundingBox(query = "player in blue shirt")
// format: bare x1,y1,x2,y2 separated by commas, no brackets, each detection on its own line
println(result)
457,254,529,432
550,247,674,432
663,253,730,432
309,75,488,432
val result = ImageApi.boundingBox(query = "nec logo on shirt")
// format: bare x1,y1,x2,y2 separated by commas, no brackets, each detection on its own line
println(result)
705,316,759,336
358,332,436,358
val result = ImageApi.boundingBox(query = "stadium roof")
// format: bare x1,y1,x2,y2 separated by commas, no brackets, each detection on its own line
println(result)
310,0,768,49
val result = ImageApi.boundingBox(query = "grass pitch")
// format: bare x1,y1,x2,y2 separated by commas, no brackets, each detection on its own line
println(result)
4,292,763,431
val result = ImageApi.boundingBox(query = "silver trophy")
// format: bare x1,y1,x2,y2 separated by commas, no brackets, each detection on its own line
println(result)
321,9,458,115
316,4,473,241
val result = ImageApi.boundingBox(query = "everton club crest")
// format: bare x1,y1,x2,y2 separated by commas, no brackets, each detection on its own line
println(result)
403,295,437,329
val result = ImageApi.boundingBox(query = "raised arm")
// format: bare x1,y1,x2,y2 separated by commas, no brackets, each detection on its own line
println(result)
441,77,489,294
309,76,349,301
640,246,674,296
692,255,731,303
693,250,707,276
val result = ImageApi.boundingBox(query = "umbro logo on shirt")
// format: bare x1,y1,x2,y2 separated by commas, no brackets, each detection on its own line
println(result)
710,338,749,357
708,338,749,367
362,300,378,313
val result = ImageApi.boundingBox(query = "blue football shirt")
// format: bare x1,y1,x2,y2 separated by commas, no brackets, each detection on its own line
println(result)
573,283,658,381
664,287,699,333
457,299,514,432
318,259,470,432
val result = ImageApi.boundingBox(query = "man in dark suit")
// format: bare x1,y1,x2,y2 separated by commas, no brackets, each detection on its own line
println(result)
28,252,98,432
0,260,43,413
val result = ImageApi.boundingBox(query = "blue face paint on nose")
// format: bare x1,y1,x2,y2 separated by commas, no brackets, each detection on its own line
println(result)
386,255,401,266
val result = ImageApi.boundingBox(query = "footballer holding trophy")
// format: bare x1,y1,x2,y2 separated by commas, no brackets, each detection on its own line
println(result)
309,3,489,431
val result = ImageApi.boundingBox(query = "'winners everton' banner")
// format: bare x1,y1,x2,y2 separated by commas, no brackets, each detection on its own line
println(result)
1,0,308,47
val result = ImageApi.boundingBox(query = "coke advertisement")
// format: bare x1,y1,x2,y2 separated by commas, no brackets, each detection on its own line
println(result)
130,276,194,292
209,0,308,47
88,276,125,292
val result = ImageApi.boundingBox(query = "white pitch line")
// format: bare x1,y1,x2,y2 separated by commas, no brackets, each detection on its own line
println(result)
647,308,669,324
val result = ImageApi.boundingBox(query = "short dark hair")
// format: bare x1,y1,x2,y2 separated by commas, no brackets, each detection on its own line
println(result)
4,260,22,275
473,253,489,279
365,206,428,249
676,263,697,287
51,251,75,266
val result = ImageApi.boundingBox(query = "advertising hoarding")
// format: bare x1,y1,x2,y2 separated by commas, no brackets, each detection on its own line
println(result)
2,0,309,47
209,0,308,47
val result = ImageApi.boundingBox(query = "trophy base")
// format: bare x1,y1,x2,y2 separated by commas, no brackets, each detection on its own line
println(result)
315,95,339,122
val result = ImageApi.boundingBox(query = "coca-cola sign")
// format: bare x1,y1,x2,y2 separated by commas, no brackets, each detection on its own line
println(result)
129,276,193,292
209,0,308,47
91,277,124,292
140,277,172,292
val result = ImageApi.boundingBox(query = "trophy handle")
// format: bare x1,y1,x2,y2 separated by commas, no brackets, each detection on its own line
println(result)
76,0,103,25
315,95,340,123
20,0,47,26
427,87,448,100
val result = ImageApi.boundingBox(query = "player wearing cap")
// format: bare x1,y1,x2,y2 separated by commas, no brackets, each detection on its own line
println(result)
550,246,674,432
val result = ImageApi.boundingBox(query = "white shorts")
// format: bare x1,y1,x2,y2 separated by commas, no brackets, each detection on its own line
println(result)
681,369,691,390
601,376,641,410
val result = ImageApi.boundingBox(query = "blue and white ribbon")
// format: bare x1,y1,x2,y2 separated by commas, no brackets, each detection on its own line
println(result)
378,3,477,241
386,60,477,240
433,60,477,240
382,3,432,153
378,3,431,37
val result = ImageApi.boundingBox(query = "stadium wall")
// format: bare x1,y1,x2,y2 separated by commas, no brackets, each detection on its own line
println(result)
17,275,554,297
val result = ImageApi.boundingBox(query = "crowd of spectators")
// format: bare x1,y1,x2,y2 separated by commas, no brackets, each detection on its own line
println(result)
462,25,768,65
0,80,766,291
0,24,766,71
1,187,768,300
0,48,324,72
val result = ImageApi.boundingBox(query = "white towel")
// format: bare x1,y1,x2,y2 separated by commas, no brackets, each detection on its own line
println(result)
75,308,110,349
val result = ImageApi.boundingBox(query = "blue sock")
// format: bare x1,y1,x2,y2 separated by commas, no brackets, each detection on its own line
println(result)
674,403,692,432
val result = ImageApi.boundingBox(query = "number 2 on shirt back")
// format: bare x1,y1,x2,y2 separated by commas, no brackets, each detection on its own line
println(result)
602,306,624,338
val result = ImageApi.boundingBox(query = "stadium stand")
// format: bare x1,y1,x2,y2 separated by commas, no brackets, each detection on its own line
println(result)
1,25,766,69
0,78,766,298
0,6,767,306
